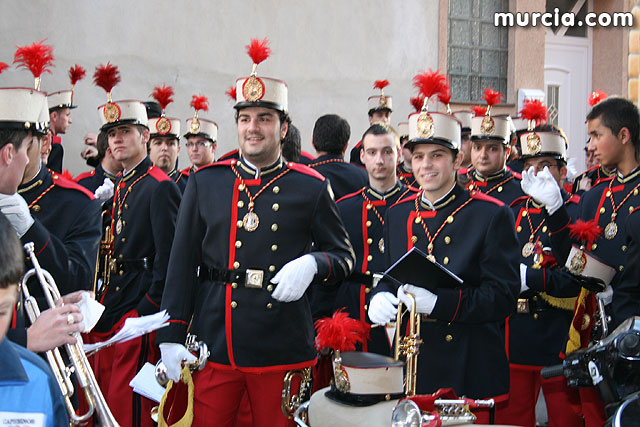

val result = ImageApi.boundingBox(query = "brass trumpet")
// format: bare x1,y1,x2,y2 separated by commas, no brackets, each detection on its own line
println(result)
391,396,495,426
93,210,114,298
281,367,312,420
395,292,422,397
21,242,120,426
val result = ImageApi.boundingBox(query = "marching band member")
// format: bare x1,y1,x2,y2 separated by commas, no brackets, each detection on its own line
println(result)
179,94,218,186
157,38,354,426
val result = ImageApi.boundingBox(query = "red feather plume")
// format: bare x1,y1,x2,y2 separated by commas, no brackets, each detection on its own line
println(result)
314,309,371,353
472,105,487,117
482,88,503,107
68,64,86,86
519,99,548,126
246,38,271,65
93,62,121,94
190,94,209,112
225,85,237,102
568,219,603,248
588,90,608,107
373,79,390,90
13,39,54,78
0,62,8,75
413,69,447,99
438,85,452,105
150,84,174,111
410,95,425,113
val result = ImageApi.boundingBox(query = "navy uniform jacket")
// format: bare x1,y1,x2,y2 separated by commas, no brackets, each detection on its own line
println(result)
571,164,615,195
375,185,520,399
614,206,640,322
156,158,355,371
47,136,63,173
348,140,364,168
396,163,417,189
335,183,407,355
507,192,582,367
75,163,117,193
309,154,369,201
96,157,181,332
547,168,640,328
459,167,525,205
167,168,188,193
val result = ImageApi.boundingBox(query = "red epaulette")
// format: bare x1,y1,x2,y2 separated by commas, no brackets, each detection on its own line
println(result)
470,190,504,206
147,165,171,182
586,164,602,173
74,169,96,182
457,167,471,175
197,158,235,172
52,135,61,145
179,167,192,176
50,171,94,199
287,162,325,181
336,188,365,204
509,195,530,208
631,206,640,215
511,171,523,180
300,150,315,161
219,149,239,161
353,140,362,149
594,175,615,187
393,191,420,207
567,194,580,204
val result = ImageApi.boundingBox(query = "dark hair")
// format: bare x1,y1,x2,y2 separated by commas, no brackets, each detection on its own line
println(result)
234,108,289,128
361,122,398,143
0,213,23,288
0,129,30,152
97,131,109,161
587,97,640,159
282,122,301,163
312,114,350,154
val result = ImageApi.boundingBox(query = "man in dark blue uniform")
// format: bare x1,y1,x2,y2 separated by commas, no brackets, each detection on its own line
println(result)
368,109,520,419
309,114,368,200
157,42,354,426
86,93,181,427
459,111,524,205
147,103,185,193
335,123,408,355
396,121,419,189
180,105,219,188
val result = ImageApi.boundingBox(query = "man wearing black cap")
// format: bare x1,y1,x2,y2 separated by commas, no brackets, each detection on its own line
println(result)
157,40,354,426
368,108,520,421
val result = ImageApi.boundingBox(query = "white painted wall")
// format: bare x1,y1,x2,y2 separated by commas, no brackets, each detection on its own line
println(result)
0,0,440,174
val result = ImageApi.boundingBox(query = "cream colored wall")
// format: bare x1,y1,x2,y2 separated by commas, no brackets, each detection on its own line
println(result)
0,0,439,174
593,0,629,100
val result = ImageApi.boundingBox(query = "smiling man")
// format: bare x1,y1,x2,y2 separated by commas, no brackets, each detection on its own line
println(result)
157,41,354,426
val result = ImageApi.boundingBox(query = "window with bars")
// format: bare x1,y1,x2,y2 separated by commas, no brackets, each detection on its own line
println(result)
448,0,509,103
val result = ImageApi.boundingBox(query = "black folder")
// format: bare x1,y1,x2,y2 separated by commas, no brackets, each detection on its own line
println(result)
381,247,463,292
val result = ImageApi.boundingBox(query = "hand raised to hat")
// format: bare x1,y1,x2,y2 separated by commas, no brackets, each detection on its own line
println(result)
521,166,563,215
159,343,197,383
0,193,34,238
270,254,318,303
368,292,399,325
398,284,438,316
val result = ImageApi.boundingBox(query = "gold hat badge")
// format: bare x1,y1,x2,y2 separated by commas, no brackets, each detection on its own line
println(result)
242,38,271,102
519,99,548,154
412,69,449,139
480,88,503,136
150,84,174,135
373,80,390,108
94,62,122,123
189,94,209,134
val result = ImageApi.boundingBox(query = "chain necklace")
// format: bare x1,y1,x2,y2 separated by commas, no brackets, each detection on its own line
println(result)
520,198,546,257
603,178,640,239
111,169,151,235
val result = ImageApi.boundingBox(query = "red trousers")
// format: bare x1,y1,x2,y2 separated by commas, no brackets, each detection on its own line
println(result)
192,363,302,427
578,387,606,427
494,364,583,427
84,309,160,427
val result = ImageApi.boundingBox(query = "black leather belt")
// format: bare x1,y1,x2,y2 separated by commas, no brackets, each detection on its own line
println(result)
347,272,374,287
115,257,153,273
198,266,274,289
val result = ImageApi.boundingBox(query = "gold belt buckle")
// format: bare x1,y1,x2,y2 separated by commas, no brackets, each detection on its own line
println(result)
517,298,530,314
245,269,264,289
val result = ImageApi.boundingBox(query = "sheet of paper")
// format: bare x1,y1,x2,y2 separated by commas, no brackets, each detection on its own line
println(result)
129,362,166,403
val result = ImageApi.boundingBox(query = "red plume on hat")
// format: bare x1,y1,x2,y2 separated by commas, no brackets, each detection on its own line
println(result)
588,90,608,107
190,95,209,113
519,99,548,130
68,64,86,87
13,39,54,90
0,62,8,75
246,38,271,75
413,69,448,111
438,84,452,114
568,219,602,249
472,105,487,117
93,62,121,103
225,85,237,102
482,88,503,116
151,84,174,116
314,309,371,353
410,95,425,113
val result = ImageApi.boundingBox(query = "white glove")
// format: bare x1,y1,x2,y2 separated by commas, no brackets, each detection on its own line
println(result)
93,178,114,201
520,263,530,294
270,254,318,302
597,285,613,306
0,193,34,237
368,292,399,325
521,166,563,215
159,343,197,383
398,284,438,316
566,157,580,183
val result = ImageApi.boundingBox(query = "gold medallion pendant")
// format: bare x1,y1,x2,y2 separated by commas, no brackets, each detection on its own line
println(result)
242,211,260,232
116,218,123,235
521,241,535,258
604,221,617,240
378,237,385,254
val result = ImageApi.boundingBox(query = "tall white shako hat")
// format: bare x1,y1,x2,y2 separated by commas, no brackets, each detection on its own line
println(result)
397,122,409,139
148,84,180,139
185,94,218,142
453,110,473,133
47,64,86,111
406,69,461,152
471,88,510,144
564,219,616,285
94,62,148,131
368,80,393,115
518,99,567,160
234,38,287,114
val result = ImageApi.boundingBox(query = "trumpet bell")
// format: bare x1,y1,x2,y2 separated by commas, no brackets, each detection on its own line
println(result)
391,399,422,427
